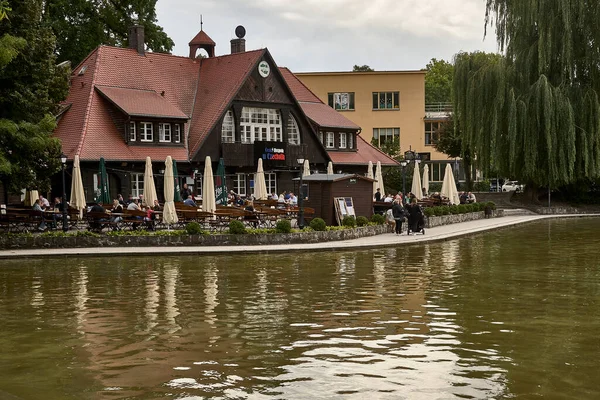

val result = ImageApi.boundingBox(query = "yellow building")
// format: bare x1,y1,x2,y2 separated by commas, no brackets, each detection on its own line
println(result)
296,71,455,182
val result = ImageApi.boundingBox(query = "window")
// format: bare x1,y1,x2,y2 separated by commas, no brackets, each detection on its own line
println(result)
129,122,136,142
318,131,324,144
140,122,153,142
240,107,282,143
265,172,277,195
326,132,335,148
425,121,443,145
372,128,400,146
234,174,246,196
287,115,300,145
131,173,144,198
348,133,354,150
327,92,355,110
174,124,181,143
339,132,347,149
221,110,234,143
372,92,400,110
159,123,171,142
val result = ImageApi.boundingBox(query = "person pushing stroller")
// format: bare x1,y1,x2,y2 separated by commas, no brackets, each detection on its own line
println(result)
391,199,406,235
406,198,425,235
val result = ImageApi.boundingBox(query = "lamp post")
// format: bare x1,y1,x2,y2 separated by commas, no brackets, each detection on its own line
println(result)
297,158,305,229
60,153,68,232
400,160,407,196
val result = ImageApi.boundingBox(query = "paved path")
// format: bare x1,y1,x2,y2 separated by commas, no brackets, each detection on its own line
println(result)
0,214,598,259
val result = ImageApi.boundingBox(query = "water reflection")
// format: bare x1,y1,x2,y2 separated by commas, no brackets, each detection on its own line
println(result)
0,218,599,399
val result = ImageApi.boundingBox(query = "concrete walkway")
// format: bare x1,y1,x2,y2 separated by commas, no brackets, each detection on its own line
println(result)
0,214,598,259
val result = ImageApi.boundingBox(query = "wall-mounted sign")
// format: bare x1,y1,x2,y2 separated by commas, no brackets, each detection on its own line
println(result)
258,61,270,78
254,141,287,166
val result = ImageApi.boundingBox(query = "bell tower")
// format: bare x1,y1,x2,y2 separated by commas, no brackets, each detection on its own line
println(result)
188,17,215,58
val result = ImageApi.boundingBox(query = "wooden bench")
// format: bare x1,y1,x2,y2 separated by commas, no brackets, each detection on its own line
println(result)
86,211,116,232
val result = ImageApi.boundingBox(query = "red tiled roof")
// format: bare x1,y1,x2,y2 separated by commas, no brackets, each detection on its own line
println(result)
189,30,216,46
188,49,265,156
279,67,360,130
328,135,399,166
95,85,188,119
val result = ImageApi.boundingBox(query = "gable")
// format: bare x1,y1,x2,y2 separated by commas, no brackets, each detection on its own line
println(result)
234,55,296,105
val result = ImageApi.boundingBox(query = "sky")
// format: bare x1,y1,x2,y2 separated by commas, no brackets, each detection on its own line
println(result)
155,0,499,72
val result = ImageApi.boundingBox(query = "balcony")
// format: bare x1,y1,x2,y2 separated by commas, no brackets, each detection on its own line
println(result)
425,102,453,119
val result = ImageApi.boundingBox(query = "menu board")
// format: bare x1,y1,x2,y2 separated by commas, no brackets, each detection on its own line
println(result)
333,197,356,225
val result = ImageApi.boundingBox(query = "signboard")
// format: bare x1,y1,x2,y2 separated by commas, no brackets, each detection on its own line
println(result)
254,141,287,167
333,197,356,226
258,61,270,78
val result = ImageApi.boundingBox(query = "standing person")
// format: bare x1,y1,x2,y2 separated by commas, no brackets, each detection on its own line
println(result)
374,188,382,202
180,183,192,201
391,200,406,235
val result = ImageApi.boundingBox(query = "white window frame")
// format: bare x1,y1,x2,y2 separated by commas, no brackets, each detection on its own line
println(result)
372,91,400,110
328,92,355,110
174,124,181,143
318,131,324,144
265,172,277,196
159,123,171,142
140,122,153,142
373,127,400,146
326,132,335,148
348,132,354,149
240,107,282,143
221,110,234,143
234,173,246,196
287,115,300,145
339,132,347,149
131,173,144,198
129,121,136,142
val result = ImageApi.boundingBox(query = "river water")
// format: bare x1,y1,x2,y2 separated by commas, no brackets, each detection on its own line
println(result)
0,218,599,399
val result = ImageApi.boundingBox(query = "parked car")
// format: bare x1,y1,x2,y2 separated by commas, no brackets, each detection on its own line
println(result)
489,178,504,192
502,180,524,192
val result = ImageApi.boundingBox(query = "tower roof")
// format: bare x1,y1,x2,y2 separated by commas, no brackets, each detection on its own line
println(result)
189,30,216,46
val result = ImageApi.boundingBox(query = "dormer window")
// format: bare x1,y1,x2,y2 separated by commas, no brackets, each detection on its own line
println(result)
129,121,136,141
318,131,324,144
140,122,153,142
339,132,347,149
287,115,300,145
221,110,234,143
174,124,181,143
326,132,335,148
159,123,171,142
348,132,354,150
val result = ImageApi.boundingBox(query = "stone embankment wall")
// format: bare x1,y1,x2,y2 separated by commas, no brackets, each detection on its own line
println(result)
426,210,504,228
0,224,393,250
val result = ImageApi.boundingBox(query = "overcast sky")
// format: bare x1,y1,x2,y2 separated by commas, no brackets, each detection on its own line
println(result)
155,0,499,72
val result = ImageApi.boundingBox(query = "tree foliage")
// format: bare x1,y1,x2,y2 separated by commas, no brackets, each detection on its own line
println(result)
45,0,174,66
0,0,68,195
353,64,374,72
454,2,600,191
433,114,474,190
424,58,453,104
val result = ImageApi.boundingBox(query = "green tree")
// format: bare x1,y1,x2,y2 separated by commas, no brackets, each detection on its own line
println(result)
0,0,68,199
424,58,453,104
454,2,600,200
432,114,474,190
353,64,374,72
45,0,174,66
371,136,400,158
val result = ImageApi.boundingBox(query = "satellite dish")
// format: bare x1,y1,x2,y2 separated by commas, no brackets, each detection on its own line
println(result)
235,25,246,39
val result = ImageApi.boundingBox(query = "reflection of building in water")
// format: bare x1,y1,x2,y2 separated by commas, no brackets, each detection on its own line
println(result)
74,265,89,334
204,261,218,327
164,264,180,334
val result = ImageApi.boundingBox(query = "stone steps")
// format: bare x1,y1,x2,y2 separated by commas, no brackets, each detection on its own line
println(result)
502,208,538,216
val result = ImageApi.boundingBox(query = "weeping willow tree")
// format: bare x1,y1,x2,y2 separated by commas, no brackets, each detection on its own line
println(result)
453,1,600,197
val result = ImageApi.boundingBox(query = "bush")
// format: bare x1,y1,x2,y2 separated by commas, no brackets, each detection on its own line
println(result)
423,207,435,217
275,219,292,233
457,204,467,214
309,217,327,231
486,201,497,210
449,205,460,215
342,215,356,228
370,214,385,224
432,206,444,216
228,220,247,234
356,216,369,227
185,222,203,235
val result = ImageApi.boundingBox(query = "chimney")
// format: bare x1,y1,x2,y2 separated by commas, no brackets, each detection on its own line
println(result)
128,24,145,56
230,38,246,54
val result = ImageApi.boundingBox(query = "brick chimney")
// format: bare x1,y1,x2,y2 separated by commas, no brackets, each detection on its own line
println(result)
230,38,246,54
128,24,145,56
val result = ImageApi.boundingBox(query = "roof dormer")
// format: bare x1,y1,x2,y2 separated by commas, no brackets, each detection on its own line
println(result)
189,29,215,58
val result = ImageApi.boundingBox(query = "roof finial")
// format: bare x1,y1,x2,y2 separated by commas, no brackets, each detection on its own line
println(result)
200,14,203,31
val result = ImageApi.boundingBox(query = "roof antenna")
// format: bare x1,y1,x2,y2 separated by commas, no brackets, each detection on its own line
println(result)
200,14,203,31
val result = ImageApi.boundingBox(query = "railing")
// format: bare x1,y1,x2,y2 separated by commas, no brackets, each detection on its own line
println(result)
425,102,453,113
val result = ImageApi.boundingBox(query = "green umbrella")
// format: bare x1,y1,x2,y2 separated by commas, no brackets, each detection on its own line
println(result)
98,157,111,204
172,159,181,202
215,158,227,205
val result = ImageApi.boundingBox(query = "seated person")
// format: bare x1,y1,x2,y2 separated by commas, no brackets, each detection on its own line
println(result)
110,199,123,226
289,192,298,205
152,199,162,211
459,191,468,204
32,199,47,231
127,198,141,211
89,202,107,231
235,195,244,207
467,192,477,203
384,194,394,203
244,200,258,227
183,195,197,207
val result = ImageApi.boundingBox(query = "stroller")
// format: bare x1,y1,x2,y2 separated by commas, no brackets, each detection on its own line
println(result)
406,204,425,235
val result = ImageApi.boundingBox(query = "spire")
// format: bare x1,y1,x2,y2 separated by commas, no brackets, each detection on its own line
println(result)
189,16,215,58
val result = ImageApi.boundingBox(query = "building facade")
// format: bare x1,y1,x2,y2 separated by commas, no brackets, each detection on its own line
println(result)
52,26,398,203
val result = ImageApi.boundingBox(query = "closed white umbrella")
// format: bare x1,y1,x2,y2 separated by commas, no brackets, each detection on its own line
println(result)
411,162,423,200
24,190,39,207
423,164,430,196
202,156,216,213
367,161,375,197
162,156,178,226
441,163,460,205
327,161,334,175
302,159,311,177
143,156,157,208
70,155,86,218
254,158,268,200
375,161,385,195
